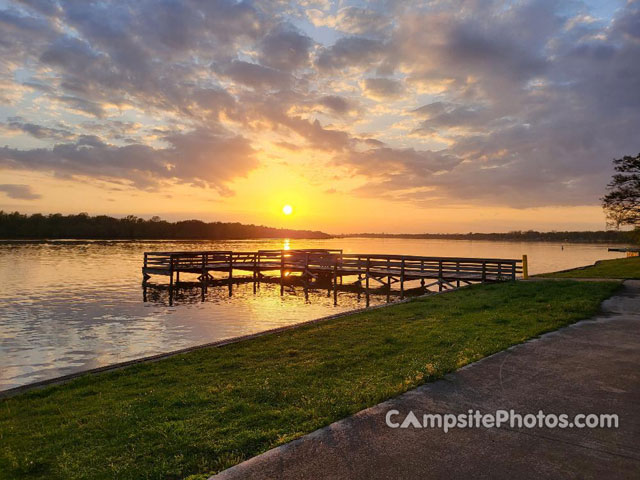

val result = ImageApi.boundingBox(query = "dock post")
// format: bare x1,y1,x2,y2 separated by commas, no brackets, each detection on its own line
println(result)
257,252,261,287
304,252,309,287
253,253,257,294
202,253,208,293
143,253,148,286
400,258,405,299
228,252,233,297
169,255,174,306
333,260,338,305
387,276,391,302
280,250,285,295
386,258,391,301
522,255,528,279
365,257,370,307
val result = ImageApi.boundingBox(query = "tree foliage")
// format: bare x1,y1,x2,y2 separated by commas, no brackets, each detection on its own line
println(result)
602,153,640,229
0,212,331,240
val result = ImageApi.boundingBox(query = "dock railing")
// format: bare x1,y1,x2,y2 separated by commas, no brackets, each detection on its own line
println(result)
143,249,524,305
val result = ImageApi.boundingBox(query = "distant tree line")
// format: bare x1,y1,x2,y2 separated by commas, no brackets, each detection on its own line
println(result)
342,230,638,244
0,212,331,240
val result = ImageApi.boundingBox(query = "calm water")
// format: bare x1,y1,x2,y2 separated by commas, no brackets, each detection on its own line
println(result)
0,238,626,390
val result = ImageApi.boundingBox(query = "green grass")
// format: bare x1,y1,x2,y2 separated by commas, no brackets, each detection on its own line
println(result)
0,280,620,480
538,256,640,279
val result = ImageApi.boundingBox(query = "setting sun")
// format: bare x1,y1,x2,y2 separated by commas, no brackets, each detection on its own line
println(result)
282,205,293,215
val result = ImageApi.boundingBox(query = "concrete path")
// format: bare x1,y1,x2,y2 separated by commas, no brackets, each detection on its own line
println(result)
212,281,640,480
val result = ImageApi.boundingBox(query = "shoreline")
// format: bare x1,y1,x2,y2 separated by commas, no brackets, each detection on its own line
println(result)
0,290,430,399
0,237,634,245
0,280,620,479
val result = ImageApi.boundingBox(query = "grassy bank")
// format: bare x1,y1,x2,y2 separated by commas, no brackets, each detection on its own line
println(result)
539,256,640,279
0,280,620,479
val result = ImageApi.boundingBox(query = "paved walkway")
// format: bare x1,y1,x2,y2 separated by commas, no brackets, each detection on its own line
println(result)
212,281,640,480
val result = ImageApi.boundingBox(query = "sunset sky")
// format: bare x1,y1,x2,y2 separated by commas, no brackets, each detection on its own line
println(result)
0,0,638,233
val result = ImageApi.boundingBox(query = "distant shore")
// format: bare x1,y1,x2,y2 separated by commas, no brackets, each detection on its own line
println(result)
339,231,637,244
1,211,636,244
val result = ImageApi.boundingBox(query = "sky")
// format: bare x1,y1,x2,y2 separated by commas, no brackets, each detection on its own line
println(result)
0,0,638,234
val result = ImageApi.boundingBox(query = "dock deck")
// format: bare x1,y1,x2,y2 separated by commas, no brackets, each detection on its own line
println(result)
143,249,524,305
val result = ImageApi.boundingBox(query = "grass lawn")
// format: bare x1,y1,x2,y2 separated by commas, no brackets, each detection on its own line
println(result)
538,256,640,279
0,280,620,480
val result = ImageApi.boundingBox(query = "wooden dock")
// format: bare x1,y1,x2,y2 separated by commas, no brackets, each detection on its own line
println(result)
142,249,525,305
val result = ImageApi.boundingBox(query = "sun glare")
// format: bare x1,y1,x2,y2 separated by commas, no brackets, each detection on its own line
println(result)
283,204,293,215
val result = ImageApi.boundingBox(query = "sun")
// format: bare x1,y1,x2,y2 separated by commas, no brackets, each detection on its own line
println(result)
282,204,293,215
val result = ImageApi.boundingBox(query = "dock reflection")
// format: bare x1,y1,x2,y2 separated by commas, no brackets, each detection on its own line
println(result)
142,276,429,307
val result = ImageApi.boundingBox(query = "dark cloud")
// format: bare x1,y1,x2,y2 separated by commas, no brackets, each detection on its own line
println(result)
219,60,292,90
0,128,256,194
0,184,41,200
258,26,313,71
363,77,404,99
316,36,386,71
317,95,355,115
3,118,75,140
331,0,640,207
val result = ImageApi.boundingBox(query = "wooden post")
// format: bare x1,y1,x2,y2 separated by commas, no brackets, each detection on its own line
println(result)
456,261,460,288
522,255,529,279
143,253,148,286
482,261,486,283
511,261,516,280
169,255,174,306
201,255,206,300
386,258,391,301
203,253,208,292
169,255,174,289
386,275,391,302
365,257,370,307
280,250,285,295
333,260,338,305
438,260,443,292
257,252,261,286
305,252,309,286
253,253,257,282
400,258,405,299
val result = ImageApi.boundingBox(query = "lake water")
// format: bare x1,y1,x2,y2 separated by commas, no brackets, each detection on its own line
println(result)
0,238,626,390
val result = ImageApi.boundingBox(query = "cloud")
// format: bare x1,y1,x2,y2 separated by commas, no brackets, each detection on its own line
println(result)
0,0,638,210
0,128,256,194
317,95,357,115
315,36,386,71
308,6,393,36
258,25,313,71
363,77,404,99
219,60,292,90
2,118,75,140
0,184,41,200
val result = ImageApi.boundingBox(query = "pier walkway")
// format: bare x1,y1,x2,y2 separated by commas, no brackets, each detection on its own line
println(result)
142,249,525,303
